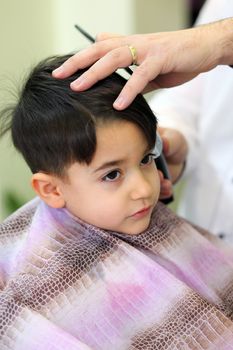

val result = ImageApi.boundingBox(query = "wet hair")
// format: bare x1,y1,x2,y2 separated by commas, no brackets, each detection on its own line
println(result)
1,54,157,176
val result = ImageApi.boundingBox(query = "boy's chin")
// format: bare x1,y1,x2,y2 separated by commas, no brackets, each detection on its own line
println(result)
118,220,151,236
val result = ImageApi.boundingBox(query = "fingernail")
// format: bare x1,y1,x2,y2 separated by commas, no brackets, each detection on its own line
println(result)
52,66,64,76
114,96,125,109
70,77,84,90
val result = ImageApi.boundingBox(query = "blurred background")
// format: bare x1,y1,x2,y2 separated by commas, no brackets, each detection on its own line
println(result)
0,0,205,221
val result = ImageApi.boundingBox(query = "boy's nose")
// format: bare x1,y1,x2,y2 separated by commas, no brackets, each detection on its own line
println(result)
130,172,153,200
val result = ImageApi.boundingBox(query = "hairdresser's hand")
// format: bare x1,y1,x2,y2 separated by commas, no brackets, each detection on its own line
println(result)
158,172,173,201
158,127,188,200
52,18,233,110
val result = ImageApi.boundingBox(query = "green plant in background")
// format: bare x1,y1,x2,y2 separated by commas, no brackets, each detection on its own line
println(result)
3,190,26,217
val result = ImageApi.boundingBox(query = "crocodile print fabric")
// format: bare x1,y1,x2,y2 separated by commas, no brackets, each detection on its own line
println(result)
0,198,233,349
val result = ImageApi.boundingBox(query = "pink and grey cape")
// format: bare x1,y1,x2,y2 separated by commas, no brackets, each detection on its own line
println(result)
0,198,233,349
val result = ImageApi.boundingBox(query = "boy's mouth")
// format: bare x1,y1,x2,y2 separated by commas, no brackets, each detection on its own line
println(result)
131,206,151,219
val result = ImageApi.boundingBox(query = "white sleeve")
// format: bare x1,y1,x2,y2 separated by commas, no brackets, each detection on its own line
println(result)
195,0,233,25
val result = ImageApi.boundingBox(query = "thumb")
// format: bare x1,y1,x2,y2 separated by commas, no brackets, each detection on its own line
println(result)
157,126,171,156
158,127,188,163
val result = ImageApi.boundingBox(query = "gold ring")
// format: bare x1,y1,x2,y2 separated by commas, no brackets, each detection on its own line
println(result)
128,45,137,65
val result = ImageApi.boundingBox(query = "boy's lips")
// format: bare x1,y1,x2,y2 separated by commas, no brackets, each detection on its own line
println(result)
130,206,152,219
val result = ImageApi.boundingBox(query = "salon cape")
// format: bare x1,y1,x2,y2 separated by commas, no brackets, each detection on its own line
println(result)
149,0,233,243
0,197,233,349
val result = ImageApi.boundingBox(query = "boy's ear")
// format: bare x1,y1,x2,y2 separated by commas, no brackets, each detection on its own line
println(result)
31,173,65,209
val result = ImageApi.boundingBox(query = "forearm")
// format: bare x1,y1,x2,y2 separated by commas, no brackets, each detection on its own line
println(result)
219,18,233,66
206,17,233,67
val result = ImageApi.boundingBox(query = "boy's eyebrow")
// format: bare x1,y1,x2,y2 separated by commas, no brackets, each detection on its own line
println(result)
93,159,124,173
93,145,153,174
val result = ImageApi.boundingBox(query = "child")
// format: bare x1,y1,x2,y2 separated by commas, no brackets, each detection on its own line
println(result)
0,55,233,350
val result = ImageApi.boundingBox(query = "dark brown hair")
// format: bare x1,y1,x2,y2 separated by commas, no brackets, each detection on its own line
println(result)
2,55,157,175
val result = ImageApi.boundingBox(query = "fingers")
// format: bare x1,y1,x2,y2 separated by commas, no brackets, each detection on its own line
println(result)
158,127,188,184
158,127,188,163
157,128,172,158
69,45,137,91
113,58,163,109
157,129,170,155
158,171,173,200
52,38,125,79
52,49,98,79
160,179,173,199
52,32,164,109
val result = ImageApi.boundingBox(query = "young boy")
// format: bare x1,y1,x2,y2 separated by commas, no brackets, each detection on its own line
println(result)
0,55,233,350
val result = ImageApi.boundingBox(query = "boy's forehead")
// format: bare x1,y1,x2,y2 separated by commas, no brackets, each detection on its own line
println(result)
92,120,150,164
63,120,150,178
96,120,149,147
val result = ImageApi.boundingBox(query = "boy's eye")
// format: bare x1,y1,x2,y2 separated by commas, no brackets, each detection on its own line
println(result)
102,170,121,182
141,153,156,166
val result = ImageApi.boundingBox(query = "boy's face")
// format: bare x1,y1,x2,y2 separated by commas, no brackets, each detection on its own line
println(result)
59,120,160,235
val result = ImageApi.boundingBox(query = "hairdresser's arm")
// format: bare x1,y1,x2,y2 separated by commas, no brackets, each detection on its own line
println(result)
53,18,233,110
